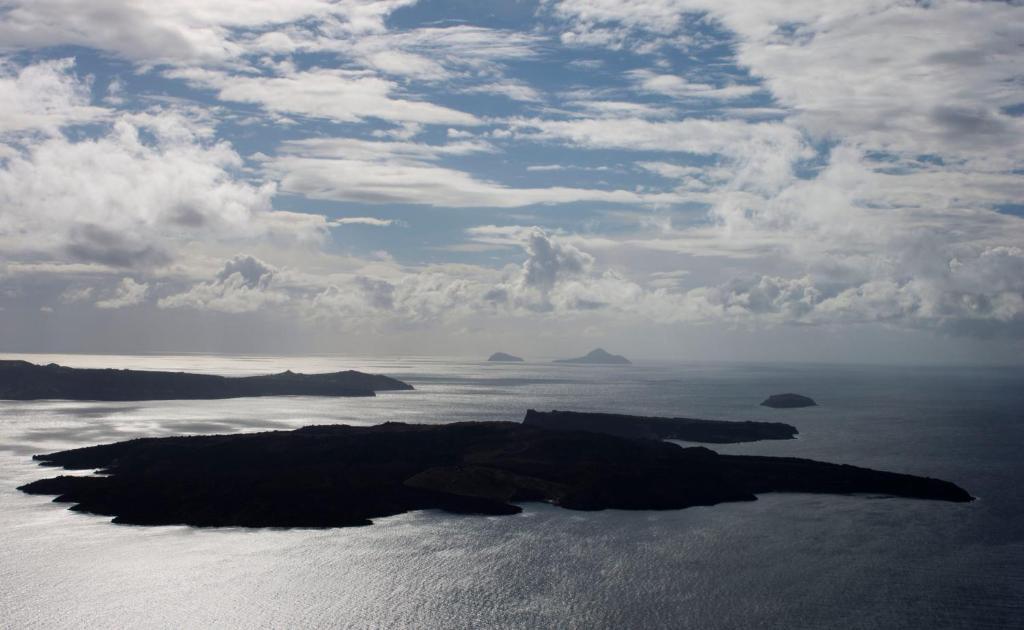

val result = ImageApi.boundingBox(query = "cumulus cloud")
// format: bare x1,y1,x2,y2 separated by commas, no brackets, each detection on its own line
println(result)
0,0,414,65
159,255,287,313
0,67,324,270
296,228,648,326
0,58,108,136
551,1,1024,163
95,277,149,309
465,226,636,314
308,271,489,328
534,0,1024,338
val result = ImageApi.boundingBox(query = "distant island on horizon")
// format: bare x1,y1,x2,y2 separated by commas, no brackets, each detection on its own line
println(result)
0,360,413,401
488,352,524,362
553,348,631,365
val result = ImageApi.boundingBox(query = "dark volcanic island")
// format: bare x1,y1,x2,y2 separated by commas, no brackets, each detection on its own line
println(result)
761,393,818,408
20,412,972,528
0,360,413,400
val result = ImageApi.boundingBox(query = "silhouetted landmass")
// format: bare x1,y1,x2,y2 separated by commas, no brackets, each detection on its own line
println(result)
553,348,631,365
761,393,817,408
523,409,797,443
20,421,972,528
488,352,524,362
0,360,412,401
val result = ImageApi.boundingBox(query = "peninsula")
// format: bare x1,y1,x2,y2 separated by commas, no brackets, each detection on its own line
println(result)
523,409,797,443
20,421,972,528
0,360,413,401
488,352,524,362
553,348,631,365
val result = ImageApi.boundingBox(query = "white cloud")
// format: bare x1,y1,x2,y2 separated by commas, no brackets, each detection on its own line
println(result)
170,67,480,126
550,0,691,34
329,217,402,227
0,58,108,136
552,1,1024,164
59,285,94,304
563,99,678,119
343,25,543,80
0,82,324,269
462,80,543,103
628,70,761,101
533,0,1024,339
278,136,496,161
0,0,415,65
95,277,149,309
510,116,809,193
158,255,288,313
263,137,680,208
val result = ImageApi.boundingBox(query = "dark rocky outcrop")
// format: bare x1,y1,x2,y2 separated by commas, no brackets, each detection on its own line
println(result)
19,421,972,528
0,360,412,401
488,352,524,362
761,393,817,408
523,409,797,443
553,348,631,365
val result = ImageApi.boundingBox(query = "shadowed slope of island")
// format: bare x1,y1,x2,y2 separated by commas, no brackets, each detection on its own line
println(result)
488,352,524,362
523,409,797,443
0,360,413,401
553,348,631,365
761,393,817,408
19,421,972,528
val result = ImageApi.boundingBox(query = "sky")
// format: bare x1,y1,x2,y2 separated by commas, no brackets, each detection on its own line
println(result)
0,0,1022,364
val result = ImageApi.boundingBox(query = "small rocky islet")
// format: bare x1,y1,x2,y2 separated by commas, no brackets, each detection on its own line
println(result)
761,393,818,408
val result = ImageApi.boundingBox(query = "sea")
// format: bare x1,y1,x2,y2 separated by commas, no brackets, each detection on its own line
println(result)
1,353,1022,629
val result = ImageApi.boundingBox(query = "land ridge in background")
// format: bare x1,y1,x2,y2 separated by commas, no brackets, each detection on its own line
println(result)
0,360,412,400
524,409,797,443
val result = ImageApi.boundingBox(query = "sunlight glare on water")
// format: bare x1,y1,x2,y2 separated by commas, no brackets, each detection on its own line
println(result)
1,354,1022,629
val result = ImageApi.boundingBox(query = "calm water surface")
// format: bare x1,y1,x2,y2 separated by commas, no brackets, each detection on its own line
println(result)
1,354,1022,629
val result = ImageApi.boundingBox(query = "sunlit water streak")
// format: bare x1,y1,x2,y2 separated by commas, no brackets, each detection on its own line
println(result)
1,354,1022,629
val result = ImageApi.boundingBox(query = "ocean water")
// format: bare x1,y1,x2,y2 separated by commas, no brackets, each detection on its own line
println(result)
1,353,1022,629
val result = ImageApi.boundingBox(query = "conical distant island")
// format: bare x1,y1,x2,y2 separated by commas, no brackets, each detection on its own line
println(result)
488,352,524,362
553,348,631,365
